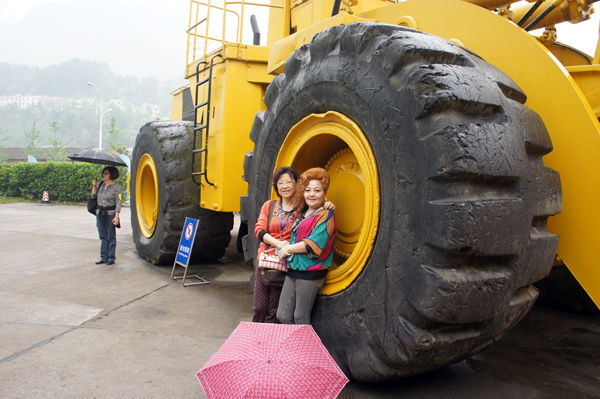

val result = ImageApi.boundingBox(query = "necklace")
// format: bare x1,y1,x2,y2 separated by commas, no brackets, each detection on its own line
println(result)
304,206,324,219
290,206,323,234
281,200,294,213
279,200,294,232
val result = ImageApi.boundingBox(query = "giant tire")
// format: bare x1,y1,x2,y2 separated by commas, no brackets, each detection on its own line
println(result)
241,23,562,381
131,121,233,265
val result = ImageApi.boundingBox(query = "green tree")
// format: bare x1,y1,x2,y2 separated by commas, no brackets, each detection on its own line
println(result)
104,116,129,155
0,60,177,148
0,123,10,163
24,120,45,160
47,122,72,162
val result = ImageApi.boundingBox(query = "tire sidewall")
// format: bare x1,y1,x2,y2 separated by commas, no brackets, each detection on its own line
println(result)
251,78,399,344
247,22,560,380
131,125,167,263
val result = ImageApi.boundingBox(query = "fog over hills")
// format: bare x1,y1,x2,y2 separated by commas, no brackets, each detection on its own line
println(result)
2,0,597,79
0,0,190,79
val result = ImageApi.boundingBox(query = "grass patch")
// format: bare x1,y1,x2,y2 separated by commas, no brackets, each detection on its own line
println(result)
0,195,86,206
0,196,25,204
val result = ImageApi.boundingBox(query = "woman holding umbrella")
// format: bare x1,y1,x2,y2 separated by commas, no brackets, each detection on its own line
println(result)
276,167,336,325
91,166,122,265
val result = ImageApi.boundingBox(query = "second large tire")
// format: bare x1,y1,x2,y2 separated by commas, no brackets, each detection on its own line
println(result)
241,23,562,381
131,121,233,265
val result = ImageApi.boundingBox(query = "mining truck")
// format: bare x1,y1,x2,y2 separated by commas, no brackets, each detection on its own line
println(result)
130,0,600,381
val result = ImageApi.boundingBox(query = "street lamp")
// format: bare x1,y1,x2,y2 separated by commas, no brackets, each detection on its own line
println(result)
101,108,113,149
87,82,110,150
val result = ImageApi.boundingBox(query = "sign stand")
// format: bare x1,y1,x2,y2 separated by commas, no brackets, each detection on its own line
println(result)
171,217,210,287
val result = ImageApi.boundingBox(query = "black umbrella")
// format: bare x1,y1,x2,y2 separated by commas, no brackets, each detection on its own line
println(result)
67,147,127,167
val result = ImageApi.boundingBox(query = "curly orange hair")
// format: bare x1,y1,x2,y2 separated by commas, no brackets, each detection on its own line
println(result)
300,167,330,191
295,167,330,212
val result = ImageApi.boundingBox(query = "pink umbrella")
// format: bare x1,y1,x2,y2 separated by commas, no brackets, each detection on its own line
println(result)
197,321,348,399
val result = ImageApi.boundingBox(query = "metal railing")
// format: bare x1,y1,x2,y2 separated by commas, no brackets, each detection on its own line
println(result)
191,54,223,187
186,0,284,66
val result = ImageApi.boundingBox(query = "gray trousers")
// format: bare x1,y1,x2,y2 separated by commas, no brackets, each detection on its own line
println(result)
276,276,325,324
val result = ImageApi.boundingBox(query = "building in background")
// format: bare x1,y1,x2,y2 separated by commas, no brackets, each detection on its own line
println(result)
0,94,43,109
140,103,161,119
2,147,89,163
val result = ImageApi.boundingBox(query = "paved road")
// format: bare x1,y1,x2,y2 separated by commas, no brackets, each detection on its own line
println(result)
0,203,253,398
1,203,599,398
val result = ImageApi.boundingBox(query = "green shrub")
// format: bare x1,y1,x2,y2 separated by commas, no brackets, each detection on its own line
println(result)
0,162,128,202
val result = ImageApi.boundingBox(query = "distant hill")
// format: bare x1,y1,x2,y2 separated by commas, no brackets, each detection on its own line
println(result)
0,60,186,149
0,0,189,79
0,59,184,106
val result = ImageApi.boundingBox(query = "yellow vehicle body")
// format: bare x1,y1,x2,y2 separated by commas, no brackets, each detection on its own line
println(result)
171,45,271,212
169,0,600,306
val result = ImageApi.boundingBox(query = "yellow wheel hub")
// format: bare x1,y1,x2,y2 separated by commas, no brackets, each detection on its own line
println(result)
136,153,159,238
276,111,380,295
325,149,364,260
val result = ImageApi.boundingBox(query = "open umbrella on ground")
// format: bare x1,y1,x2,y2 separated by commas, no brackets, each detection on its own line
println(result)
67,147,127,167
197,322,348,399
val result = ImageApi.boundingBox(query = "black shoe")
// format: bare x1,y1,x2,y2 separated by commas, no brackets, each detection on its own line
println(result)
95,260,106,264
107,261,115,265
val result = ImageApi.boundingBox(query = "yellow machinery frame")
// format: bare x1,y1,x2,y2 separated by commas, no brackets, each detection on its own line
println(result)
172,0,600,305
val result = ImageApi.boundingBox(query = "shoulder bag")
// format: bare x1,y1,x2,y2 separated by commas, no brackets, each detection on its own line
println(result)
87,181,103,215
258,200,287,286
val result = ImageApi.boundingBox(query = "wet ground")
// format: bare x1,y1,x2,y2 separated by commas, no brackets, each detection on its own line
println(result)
342,306,600,398
0,203,599,398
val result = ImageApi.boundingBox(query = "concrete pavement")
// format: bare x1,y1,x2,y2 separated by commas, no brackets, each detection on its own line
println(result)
1,203,599,398
0,203,254,398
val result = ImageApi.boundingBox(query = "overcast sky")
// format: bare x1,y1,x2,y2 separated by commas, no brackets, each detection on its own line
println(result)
0,0,65,22
0,0,178,23
0,0,598,71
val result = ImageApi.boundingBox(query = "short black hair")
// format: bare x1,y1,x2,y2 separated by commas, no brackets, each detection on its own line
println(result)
272,167,300,198
103,166,120,180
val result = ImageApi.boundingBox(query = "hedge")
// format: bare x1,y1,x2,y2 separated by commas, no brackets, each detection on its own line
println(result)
0,162,128,202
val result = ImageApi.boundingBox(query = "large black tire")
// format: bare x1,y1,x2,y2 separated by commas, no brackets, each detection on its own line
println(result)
131,121,233,265
241,23,561,381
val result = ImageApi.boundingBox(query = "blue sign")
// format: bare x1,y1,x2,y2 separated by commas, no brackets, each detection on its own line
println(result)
175,217,199,267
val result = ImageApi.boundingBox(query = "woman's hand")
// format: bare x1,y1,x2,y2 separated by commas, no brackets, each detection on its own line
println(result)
92,178,98,188
324,200,336,211
278,245,289,261
112,215,120,225
275,240,289,250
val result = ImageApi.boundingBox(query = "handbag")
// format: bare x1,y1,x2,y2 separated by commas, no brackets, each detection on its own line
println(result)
260,267,287,287
87,181,103,215
87,197,97,215
259,249,287,286
258,200,288,287
258,251,288,272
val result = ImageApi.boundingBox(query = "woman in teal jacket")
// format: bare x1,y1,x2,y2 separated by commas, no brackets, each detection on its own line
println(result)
276,167,336,325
